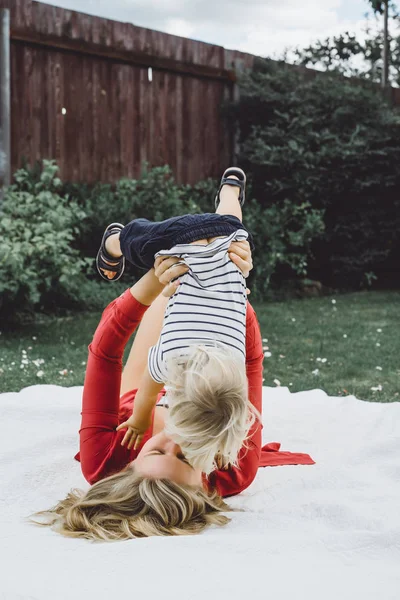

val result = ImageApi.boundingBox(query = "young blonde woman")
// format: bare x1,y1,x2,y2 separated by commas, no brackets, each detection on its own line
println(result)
34,236,264,542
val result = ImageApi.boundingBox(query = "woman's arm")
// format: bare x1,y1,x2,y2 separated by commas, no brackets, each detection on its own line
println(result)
79,270,167,483
208,301,264,497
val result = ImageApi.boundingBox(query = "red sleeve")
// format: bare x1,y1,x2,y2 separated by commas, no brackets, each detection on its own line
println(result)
78,289,152,484
208,301,264,497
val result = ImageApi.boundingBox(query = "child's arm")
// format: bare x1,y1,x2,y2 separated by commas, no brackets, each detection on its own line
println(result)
116,365,164,450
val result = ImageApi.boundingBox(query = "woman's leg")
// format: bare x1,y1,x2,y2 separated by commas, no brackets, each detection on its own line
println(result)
120,293,169,395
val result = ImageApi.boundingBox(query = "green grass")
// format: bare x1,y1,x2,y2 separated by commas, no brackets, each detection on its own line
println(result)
1,291,399,402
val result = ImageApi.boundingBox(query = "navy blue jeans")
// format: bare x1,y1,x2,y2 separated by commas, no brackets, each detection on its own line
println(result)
119,213,254,270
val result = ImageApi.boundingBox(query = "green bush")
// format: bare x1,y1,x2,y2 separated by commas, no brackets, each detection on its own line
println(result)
229,59,400,288
0,159,325,321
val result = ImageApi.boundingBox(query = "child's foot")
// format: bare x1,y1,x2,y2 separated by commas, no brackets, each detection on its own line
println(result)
215,167,246,209
96,223,126,281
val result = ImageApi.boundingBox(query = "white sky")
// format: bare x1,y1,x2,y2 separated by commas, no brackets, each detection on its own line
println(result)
40,0,377,58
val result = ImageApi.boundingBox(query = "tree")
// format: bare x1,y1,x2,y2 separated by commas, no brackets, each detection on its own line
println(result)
294,3,400,87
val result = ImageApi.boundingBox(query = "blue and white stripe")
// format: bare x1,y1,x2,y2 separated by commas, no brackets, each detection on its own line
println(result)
148,230,248,383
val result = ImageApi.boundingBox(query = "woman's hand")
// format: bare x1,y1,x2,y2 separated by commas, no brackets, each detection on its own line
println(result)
228,240,253,278
154,256,190,298
153,240,253,298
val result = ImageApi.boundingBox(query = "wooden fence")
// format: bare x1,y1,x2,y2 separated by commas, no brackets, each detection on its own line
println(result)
0,0,254,184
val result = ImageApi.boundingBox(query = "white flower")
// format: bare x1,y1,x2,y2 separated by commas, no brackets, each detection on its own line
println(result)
273,378,281,386
20,365,24,369
11,362,15,366
32,359,44,367
377,328,382,333
376,343,381,347
331,299,336,304
21,359,28,365
289,383,293,386
32,336,37,341
36,370,44,378
263,346,269,351
264,352,272,358
376,366,382,371
291,318,296,322
71,341,75,346
22,349,27,355
28,346,32,351
59,369,68,376
279,354,285,358
312,369,320,375
333,307,337,312
343,334,348,338
316,357,322,362
321,358,327,364
371,384,383,392
81,361,86,366
262,377,265,382
262,338,268,343
70,370,74,374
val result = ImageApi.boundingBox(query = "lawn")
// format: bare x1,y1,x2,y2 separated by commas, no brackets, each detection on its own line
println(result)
1,291,399,402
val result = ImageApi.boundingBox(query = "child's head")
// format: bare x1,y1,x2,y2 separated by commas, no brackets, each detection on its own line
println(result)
164,345,256,474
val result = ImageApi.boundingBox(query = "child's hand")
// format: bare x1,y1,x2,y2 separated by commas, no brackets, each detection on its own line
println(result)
116,413,152,450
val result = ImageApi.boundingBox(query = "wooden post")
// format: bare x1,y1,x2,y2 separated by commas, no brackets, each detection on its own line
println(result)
0,8,11,199
232,59,245,166
382,0,389,88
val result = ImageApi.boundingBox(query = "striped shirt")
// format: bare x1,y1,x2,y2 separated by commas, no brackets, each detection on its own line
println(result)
148,230,248,384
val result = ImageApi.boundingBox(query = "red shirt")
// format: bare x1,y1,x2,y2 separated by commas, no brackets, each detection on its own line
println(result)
76,289,264,498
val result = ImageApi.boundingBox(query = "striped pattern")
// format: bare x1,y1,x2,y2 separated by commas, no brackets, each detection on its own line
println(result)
148,230,248,383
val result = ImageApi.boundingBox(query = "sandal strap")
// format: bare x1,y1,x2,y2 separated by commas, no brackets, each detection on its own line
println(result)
97,251,122,273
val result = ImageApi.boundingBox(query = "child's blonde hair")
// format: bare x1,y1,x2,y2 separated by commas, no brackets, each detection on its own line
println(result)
165,345,257,474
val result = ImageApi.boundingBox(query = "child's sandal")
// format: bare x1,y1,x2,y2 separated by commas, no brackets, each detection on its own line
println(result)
96,223,126,281
215,167,247,209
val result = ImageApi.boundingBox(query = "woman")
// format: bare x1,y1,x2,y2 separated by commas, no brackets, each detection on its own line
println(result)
35,242,264,541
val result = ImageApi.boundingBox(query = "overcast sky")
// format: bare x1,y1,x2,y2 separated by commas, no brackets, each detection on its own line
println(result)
41,0,375,58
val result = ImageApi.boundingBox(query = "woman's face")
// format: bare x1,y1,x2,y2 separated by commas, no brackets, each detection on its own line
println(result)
132,431,203,487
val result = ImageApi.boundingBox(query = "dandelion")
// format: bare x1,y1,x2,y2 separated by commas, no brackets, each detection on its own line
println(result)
377,328,382,333
331,299,336,304
376,366,383,371
343,334,348,338
273,379,281,386
321,358,327,364
36,370,44,378
312,369,320,375
376,343,381,347
264,352,272,358
371,384,383,392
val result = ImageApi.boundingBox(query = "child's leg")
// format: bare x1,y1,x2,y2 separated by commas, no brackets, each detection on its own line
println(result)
215,175,242,221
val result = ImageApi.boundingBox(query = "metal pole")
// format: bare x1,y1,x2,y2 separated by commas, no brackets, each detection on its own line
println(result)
382,0,389,88
0,8,10,199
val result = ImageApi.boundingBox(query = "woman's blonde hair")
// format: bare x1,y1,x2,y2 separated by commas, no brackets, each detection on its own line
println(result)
31,468,230,542
165,345,257,475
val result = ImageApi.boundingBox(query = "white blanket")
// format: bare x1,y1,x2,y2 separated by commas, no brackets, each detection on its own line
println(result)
0,385,399,600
